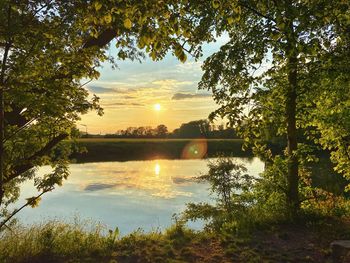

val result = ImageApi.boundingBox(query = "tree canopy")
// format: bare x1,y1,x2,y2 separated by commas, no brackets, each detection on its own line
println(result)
178,0,350,216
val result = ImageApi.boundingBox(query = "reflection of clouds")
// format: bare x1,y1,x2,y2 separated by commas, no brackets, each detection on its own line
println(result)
171,177,196,185
85,182,137,191
85,183,117,191
152,191,192,198
78,160,197,199
73,158,264,199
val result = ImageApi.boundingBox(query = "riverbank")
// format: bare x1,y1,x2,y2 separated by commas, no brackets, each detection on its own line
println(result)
1,217,349,262
71,138,252,163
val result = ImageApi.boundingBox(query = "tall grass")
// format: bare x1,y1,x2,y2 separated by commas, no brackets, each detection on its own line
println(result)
0,219,117,263
0,219,204,263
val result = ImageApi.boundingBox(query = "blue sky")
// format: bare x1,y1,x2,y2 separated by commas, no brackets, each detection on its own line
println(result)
79,34,230,134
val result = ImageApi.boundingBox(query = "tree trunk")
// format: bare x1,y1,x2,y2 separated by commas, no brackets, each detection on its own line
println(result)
0,46,9,207
0,4,11,208
285,16,300,218
0,84,4,206
0,48,8,206
286,55,299,217
0,53,7,206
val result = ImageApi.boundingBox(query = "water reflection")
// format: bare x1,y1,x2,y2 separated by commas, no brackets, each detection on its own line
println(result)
85,183,116,191
155,163,161,176
76,160,198,199
16,158,264,234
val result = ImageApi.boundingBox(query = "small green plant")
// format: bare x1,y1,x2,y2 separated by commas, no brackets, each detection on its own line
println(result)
183,157,258,234
198,158,254,215
106,227,120,250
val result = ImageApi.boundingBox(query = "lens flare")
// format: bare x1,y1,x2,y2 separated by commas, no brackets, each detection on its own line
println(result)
181,139,207,159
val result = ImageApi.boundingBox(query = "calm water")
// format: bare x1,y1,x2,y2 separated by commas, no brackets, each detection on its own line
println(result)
16,158,264,234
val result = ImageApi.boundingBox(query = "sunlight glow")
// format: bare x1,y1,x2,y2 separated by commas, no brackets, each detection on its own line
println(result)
155,163,161,175
154,103,161,111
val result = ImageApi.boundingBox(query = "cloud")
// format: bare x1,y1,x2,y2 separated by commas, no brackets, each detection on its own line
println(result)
87,85,135,94
151,79,193,88
171,92,212,100
87,85,117,93
175,61,202,72
102,102,144,107
123,95,136,99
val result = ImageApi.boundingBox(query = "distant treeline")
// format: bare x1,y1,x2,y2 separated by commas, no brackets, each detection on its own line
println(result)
81,119,240,139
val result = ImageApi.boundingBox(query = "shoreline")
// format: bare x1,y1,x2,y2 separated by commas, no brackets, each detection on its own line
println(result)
70,138,253,163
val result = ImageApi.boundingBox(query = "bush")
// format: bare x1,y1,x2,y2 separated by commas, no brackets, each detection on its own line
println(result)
182,156,350,237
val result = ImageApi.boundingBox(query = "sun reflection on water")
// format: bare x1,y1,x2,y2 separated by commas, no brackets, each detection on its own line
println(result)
76,160,197,199
155,163,161,175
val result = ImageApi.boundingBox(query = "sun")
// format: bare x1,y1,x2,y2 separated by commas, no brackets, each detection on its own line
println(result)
154,103,161,111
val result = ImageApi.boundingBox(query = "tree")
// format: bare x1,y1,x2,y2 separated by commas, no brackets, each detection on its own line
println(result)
155,124,168,137
0,0,219,228
171,0,350,217
0,0,108,227
173,120,210,138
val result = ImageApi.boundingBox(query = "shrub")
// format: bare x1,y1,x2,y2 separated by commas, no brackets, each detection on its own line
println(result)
182,156,350,237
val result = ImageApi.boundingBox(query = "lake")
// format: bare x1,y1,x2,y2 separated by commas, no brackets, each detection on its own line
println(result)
15,158,264,235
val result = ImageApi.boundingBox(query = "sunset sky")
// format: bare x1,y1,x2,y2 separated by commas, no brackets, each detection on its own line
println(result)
78,35,230,134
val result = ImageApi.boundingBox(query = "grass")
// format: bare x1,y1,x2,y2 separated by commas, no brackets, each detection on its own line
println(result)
70,138,252,163
76,138,242,142
1,217,350,262
0,220,230,263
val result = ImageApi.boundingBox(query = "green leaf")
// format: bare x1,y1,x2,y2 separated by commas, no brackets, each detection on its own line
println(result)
233,5,241,15
94,2,102,11
104,14,112,24
179,52,187,63
227,17,234,25
123,18,132,29
26,197,42,208
212,0,220,9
